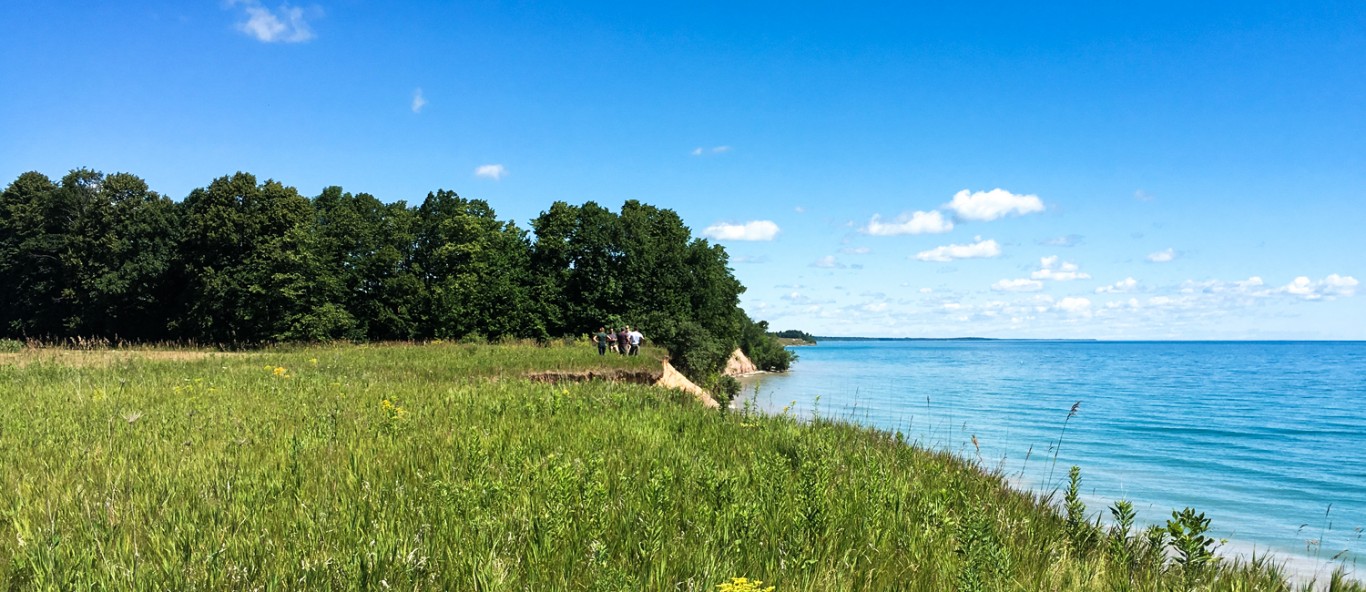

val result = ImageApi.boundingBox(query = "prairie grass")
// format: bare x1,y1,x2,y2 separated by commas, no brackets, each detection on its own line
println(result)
0,343,1359,590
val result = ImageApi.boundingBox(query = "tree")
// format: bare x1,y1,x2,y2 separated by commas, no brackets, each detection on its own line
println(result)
312,187,423,340
530,201,627,336
414,190,539,340
176,172,332,343
0,169,179,340
0,171,61,337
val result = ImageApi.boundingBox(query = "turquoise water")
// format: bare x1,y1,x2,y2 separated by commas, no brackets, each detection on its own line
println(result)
738,340,1366,572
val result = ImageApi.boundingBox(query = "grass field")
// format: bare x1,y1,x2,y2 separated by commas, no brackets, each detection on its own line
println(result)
0,343,1358,590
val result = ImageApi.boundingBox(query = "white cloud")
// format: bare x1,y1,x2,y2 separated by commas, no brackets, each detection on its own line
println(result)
794,206,806,214
914,238,1001,262
1095,277,1139,294
1031,256,1091,281
992,278,1044,292
1147,248,1176,263
1054,297,1093,316
864,210,953,235
839,246,871,255
411,88,427,113
1281,274,1359,300
474,164,507,180
1134,189,1155,202
944,188,1045,221
918,287,934,294
703,220,780,241
862,302,888,313
1323,274,1358,294
230,1,317,43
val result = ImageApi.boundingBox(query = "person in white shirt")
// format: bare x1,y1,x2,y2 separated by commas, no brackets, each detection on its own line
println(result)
626,326,643,356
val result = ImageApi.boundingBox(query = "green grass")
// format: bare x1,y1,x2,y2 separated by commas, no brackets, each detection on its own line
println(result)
0,343,1358,590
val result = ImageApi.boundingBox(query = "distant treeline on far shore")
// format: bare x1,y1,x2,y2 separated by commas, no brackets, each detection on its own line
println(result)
0,168,792,395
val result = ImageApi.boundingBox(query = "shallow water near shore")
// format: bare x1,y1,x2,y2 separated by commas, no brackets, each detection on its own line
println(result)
737,340,1366,577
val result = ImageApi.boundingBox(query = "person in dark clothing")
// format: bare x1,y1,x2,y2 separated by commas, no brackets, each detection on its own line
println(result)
594,327,612,355
616,327,629,355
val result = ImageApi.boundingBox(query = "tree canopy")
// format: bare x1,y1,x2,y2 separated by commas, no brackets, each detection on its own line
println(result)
1,168,793,388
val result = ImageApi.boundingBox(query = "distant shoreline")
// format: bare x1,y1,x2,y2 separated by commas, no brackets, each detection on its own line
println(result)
812,336,1097,342
809,337,1364,343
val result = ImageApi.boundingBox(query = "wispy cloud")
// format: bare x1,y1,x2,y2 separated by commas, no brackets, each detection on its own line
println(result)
863,210,953,235
1146,248,1177,263
914,238,1001,262
474,164,507,180
1040,234,1083,247
1134,189,1155,202
229,1,318,43
839,246,871,255
811,256,840,268
691,146,732,156
1095,277,1139,294
944,188,1044,221
702,220,779,241
1031,256,1091,281
411,88,427,113
810,255,863,270
992,278,1043,292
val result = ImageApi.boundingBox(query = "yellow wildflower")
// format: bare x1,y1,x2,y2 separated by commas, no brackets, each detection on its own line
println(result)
717,577,775,592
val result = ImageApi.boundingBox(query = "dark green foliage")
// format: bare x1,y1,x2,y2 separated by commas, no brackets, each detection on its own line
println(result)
176,172,324,343
0,170,180,340
773,329,816,343
740,317,795,372
311,187,423,341
530,198,787,383
530,201,623,336
2,168,788,384
639,315,732,377
415,189,539,341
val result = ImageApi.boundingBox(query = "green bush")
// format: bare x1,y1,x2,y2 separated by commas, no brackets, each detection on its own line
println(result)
0,338,22,352
740,316,795,372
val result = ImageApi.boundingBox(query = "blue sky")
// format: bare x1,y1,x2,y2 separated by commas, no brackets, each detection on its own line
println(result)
3,1,1363,338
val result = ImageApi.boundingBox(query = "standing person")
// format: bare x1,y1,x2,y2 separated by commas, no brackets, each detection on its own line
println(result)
594,327,612,356
627,326,643,356
616,326,629,355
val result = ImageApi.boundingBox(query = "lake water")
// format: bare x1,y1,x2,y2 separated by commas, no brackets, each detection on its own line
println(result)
737,340,1366,576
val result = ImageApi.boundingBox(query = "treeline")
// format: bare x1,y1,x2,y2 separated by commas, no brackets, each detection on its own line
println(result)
772,329,817,343
0,168,792,389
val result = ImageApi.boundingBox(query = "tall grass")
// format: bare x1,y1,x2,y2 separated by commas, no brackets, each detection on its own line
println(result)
0,343,1359,590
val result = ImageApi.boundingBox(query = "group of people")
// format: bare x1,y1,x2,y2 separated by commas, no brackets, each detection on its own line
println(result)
595,325,643,356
